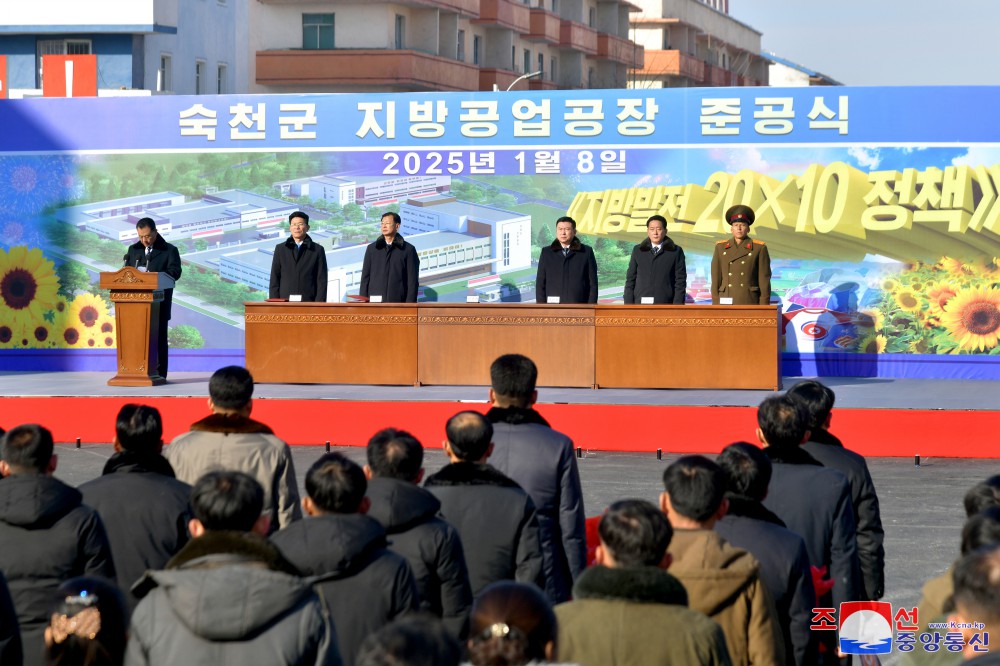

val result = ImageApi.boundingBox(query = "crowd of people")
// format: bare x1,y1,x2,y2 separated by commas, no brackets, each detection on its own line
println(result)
0,354,997,666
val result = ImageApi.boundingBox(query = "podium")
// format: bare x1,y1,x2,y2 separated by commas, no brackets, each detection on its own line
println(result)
99,268,174,386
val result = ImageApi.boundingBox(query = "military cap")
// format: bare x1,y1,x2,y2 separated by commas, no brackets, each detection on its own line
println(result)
725,205,755,226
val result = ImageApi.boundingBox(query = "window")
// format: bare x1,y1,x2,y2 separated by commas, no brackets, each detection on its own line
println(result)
588,7,596,27
523,49,531,76
457,30,466,62
302,13,334,49
662,30,670,50
36,39,92,87
587,66,594,88
195,60,205,94
217,63,227,94
538,53,544,77
511,46,516,71
550,56,556,81
157,54,172,92
395,15,406,49
502,233,510,267
473,35,481,65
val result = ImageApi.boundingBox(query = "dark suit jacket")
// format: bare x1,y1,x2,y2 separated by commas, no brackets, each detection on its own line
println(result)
535,238,598,304
123,235,182,320
360,234,419,303
269,234,328,301
623,237,687,304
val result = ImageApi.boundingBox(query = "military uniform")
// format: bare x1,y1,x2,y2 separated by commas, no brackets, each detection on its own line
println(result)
711,237,771,305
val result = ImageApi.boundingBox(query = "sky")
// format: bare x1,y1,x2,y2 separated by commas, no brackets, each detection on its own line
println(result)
727,0,1000,86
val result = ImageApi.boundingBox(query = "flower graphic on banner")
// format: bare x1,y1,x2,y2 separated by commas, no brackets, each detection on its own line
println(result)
941,287,1000,352
69,293,109,332
858,334,887,354
0,246,60,332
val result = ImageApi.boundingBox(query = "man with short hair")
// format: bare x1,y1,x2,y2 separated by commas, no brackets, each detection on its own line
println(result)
123,217,182,379
949,543,1000,663
424,411,544,595
788,379,885,602
166,365,301,532
661,455,784,666
535,216,598,304
355,615,462,666
270,211,329,302
272,453,417,666
485,353,586,604
360,211,419,302
623,214,687,304
364,428,472,638
79,404,191,614
715,442,816,666
555,499,732,666
0,424,115,666
128,471,341,666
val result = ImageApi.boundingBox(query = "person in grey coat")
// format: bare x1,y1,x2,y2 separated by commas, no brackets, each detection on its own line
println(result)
623,214,687,304
484,354,586,604
127,471,341,666
269,211,328,302
360,212,419,303
535,216,598,304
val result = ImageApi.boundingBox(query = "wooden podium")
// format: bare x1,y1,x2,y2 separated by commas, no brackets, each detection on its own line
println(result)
100,268,174,386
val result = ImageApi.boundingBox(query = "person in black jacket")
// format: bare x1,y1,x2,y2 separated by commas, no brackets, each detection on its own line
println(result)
359,212,419,303
623,214,687,305
78,404,191,614
0,570,21,666
269,211,328,302
534,216,598,304
424,412,544,596
363,428,473,639
0,424,115,666
715,442,817,666
271,453,418,666
122,217,182,380
787,380,886,602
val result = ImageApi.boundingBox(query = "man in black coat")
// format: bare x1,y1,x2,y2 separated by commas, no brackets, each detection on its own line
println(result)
359,211,419,303
535,216,598,304
715,442,817,666
272,453,418,666
623,214,687,304
78,404,191,614
269,211,328,302
122,217,182,379
0,425,115,666
363,428,472,639
787,380,886,602
485,354,586,604
424,411,544,596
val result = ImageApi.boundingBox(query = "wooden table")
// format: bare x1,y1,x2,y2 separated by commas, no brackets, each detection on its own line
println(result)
244,302,780,390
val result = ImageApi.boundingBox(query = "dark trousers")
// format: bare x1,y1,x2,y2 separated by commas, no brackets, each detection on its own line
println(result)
157,316,169,378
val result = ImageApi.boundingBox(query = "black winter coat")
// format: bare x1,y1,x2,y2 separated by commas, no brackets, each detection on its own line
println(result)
535,238,598,304
269,234,328,301
360,235,419,303
122,235,182,320
365,477,472,638
803,430,885,601
0,571,21,666
271,513,418,666
78,451,191,614
0,475,116,666
486,407,586,604
623,237,687,304
424,463,544,596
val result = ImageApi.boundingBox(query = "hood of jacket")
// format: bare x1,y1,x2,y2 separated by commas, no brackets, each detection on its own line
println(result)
668,528,762,616
374,234,407,250
723,493,786,527
189,413,274,435
272,513,388,578
423,462,522,489
0,474,82,527
573,565,688,606
548,237,583,253
639,236,677,252
365,477,441,533
485,406,550,427
102,449,176,478
763,445,823,467
282,234,315,251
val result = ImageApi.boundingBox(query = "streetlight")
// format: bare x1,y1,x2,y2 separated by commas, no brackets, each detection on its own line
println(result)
493,70,543,92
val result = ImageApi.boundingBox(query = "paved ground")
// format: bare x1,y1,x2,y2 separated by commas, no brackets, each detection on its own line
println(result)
52,442,985,664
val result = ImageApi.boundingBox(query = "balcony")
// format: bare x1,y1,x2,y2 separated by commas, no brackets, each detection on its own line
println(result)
636,49,704,83
527,8,561,43
478,68,520,92
597,33,642,67
473,0,530,33
256,49,479,92
257,0,478,15
528,78,558,90
559,20,598,55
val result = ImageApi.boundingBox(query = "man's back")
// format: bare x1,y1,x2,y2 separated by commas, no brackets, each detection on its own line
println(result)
487,408,586,603
166,413,301,531
424,462,543,595
0,474,115,666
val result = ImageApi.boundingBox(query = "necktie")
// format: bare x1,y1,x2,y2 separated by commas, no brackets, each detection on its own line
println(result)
563,248,570,257
652,245,660,256
144,247,151,264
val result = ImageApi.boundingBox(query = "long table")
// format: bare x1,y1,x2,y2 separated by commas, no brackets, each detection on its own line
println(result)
244,302,781,390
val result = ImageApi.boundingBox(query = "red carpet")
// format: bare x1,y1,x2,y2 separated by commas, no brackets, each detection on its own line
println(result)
2,397,997,458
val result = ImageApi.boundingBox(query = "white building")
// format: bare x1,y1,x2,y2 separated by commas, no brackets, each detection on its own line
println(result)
275,174,450,207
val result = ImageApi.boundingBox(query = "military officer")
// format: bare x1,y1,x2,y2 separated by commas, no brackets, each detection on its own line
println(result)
711,205,771,305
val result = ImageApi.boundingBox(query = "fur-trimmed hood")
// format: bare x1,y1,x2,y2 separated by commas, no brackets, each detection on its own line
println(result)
423,462,523,489
374,234,408,250
573,565,688,605
548,237,584,253
102,450,176,478
189,413,274,435
763,446,823,467
485,406,550,427
639,236,677,252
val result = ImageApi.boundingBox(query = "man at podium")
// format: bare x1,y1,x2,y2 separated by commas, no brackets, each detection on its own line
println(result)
123,217,182,379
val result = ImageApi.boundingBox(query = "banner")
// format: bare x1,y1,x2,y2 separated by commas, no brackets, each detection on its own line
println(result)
0,86,998,378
